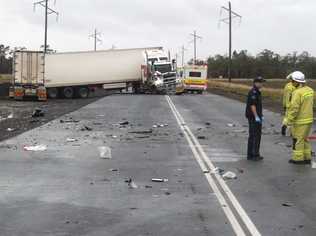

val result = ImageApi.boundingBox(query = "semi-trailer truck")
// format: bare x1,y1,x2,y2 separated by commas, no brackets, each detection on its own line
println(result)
10,47,177,100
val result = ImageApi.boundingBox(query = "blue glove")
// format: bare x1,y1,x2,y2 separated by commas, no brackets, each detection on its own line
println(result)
255,116,262,123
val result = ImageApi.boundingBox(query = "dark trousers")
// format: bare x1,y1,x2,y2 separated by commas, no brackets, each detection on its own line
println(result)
247,119,262,159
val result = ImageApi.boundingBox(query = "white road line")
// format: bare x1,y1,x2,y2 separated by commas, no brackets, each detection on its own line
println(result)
165,96,246,236
166,95,261,236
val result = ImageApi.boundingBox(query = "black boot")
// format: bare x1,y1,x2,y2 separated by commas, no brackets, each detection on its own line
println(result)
288,159,305,165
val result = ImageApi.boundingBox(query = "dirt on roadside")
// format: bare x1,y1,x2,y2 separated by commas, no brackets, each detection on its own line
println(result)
208,87,283,115
0,89,109,142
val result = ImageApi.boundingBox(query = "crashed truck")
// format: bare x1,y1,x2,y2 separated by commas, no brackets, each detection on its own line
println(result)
10,47,177,100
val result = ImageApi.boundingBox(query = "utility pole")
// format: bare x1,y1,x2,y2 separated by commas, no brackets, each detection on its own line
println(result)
181,45,187,67
190,31,202,65
33,0,59,54
89,29,102,51
219,1,242,82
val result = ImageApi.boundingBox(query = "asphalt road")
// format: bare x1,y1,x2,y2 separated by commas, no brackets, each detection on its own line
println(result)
0,93,315,236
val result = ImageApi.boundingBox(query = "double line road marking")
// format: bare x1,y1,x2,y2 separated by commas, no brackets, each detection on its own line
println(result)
165,95,261,236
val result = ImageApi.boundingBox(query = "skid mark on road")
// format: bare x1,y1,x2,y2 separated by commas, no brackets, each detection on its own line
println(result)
166,95,261,236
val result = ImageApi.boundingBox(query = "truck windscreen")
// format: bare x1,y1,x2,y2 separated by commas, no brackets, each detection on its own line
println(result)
155,64,172,74
189,71,202,78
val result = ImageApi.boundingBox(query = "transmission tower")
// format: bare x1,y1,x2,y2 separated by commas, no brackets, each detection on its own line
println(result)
33,0,59,54
219,1,242,82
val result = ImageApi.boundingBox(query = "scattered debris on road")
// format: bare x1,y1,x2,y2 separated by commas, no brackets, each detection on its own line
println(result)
152,178,169,183
66,138,77,142
7,128,15,132
98,146,112,159
197,136,206,140
60,119,80,123
212,167,225,175
126,178,138,189
7,113,13,119
110,168,119,172
81,125,93,131
23,144,47,151
227,123,236,128
32,108,45,118
119,121,129,126
222,171,237,180
282,202,293,207
129,129,153,134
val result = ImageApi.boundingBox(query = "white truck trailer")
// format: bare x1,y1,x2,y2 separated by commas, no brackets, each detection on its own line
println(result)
10,47,165,100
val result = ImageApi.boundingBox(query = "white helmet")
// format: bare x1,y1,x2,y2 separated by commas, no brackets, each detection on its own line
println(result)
291,71,306,83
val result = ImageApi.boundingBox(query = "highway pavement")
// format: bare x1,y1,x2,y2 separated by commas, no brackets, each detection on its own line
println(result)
0,93,315,236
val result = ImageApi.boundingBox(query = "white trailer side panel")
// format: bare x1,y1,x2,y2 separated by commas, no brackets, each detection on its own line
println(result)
45,49,147,88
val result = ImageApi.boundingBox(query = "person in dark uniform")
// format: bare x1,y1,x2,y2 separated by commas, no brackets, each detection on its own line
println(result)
245,77,266,161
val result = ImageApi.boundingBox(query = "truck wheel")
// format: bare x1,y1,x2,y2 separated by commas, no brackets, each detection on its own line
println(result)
63,87,74,99
77,87,90,99
47,88,59,99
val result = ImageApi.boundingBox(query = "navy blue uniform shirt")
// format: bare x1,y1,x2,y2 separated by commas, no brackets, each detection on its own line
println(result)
245,86,263,119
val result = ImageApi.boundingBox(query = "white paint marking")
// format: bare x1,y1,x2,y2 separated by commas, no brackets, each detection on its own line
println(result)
166,95,261,236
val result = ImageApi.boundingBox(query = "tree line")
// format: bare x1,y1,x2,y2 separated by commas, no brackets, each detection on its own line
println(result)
205,49,316,79
0,45,13,74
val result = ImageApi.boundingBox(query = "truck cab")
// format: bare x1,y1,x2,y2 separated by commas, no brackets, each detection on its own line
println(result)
146,49,177,94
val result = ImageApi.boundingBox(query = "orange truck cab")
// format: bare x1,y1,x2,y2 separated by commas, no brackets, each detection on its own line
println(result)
184,65,208,94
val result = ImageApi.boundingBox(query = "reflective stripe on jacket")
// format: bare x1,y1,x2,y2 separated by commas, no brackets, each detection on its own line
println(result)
283,82,296,109
287,86,314,125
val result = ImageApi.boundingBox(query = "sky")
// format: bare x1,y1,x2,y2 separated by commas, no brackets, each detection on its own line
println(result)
1,0,316,61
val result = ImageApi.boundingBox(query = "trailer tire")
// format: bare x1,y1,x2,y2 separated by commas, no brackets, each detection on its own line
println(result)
63,87,74,99
77,87,90,99
47,88,59,99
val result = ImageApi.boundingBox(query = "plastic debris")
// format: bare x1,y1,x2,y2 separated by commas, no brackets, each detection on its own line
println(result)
24,144,47,151
212,167,225,175
60,119,80,123
7,114,13,119
205,122,211,126
98,146,112,159
282,202,293,207
153,125,158,128
129,130,153,134
152,178,168,183
198,136,206,140
126,178,138,189
66,138,77,142
32,108,45,118
81,125,93,131
119,121,129,126
222,171,237,180
110,168,118,172
227,123,236,127
7,128,14,132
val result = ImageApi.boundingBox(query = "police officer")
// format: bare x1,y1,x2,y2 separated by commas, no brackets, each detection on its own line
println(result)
281,73,297,136
283,71,314,165
245,77,265,161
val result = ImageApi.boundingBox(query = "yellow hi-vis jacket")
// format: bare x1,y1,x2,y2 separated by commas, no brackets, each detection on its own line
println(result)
286,86,314,125
283,82,296,110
